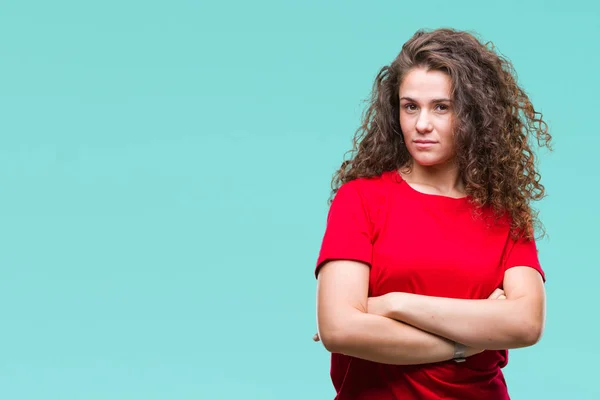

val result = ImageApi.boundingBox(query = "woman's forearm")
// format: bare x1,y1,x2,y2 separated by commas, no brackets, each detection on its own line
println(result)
319,311,480,365
379,292,544,350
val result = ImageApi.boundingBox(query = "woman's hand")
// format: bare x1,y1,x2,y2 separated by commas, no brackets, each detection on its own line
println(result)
488,288,506,300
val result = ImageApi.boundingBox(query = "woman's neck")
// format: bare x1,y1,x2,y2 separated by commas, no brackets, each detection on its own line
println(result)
400,161,465,198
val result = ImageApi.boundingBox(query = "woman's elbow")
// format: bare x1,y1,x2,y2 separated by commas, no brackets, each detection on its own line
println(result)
518,319,545,347
319,328,347,353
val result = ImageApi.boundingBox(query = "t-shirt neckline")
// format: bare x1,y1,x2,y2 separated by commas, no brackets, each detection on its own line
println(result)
388,169,470,202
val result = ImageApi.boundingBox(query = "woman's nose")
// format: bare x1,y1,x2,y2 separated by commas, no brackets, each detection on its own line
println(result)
415,112,433,132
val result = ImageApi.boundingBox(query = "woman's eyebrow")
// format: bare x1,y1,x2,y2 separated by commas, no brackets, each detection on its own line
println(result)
400,96,452,103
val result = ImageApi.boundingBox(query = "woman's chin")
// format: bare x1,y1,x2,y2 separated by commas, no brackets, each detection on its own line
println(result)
412,157,443,167
410,155,453,169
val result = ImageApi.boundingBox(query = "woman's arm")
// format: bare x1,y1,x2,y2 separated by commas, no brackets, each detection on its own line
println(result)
368,267,546,350
316,259,482,365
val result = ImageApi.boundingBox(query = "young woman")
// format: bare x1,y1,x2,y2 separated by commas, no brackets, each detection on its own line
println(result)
313,28,551,399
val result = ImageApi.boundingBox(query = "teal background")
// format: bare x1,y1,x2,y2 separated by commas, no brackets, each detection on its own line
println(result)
0,0,597,399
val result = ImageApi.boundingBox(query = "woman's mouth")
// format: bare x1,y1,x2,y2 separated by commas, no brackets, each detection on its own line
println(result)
413,140,437,149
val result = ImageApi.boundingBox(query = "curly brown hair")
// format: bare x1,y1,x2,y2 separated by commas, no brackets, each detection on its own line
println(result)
331,28,552,239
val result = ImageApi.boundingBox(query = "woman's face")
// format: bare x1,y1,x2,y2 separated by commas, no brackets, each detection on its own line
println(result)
398,67,456,168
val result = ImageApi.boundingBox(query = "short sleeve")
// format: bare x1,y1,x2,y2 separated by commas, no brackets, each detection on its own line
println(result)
315,181,374,278
503,233,546,282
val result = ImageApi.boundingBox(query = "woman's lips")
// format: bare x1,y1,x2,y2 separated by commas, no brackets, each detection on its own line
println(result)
413,140,437,149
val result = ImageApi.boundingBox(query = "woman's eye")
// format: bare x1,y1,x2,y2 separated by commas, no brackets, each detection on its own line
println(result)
436,104,449,111
404,104,417,111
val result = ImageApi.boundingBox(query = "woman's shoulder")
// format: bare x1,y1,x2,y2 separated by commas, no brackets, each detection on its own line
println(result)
343,170,399,189
336,170,397,208
339,170,396,192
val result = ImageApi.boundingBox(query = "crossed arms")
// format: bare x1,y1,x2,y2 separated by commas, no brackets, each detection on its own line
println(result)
314,260,546,365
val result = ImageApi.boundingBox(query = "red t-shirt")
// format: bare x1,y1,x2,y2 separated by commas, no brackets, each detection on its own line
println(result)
315,170,545,400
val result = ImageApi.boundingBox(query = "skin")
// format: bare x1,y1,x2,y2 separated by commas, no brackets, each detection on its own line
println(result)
313,288,506,342
314,67,546,361
397,68,465,198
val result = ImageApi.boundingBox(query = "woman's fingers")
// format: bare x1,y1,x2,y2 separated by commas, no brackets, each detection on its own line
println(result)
488,288,505,299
